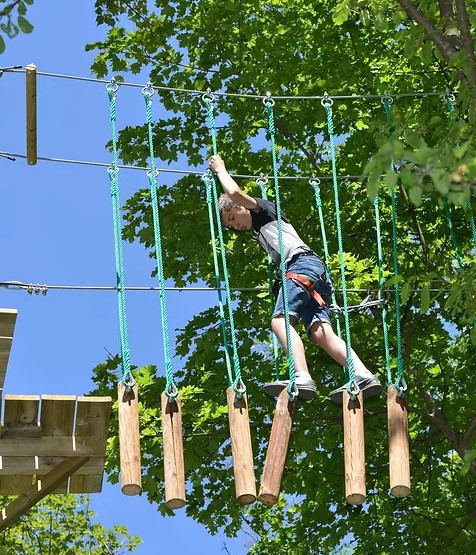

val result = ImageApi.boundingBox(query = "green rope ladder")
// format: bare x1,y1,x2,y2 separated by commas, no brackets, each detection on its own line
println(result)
264,95,298,400
143,83,178,400
256,175,281,382
202,92,245,396
321,94,356,393
106,80,133,388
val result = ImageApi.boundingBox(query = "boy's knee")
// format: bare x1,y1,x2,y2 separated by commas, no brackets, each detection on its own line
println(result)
309,321,333,346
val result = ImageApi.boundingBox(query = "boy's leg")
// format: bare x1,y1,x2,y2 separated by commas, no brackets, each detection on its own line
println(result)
271,315,309,376
308,321,381,401
308,321,371,376
262,316,317,399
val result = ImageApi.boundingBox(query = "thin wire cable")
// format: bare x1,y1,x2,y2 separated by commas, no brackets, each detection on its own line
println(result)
0,150,367,181
0,281,408,293
5,67,447,101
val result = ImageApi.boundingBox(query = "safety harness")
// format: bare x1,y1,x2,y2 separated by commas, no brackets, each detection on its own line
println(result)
285,272,327,308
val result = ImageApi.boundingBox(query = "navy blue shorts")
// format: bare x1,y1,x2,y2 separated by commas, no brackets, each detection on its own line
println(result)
272,252,332,335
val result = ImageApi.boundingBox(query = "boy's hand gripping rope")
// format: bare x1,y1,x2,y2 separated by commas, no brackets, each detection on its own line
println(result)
106,79,134,389
202,93,245,396
263,93,298,402
143,83,178,400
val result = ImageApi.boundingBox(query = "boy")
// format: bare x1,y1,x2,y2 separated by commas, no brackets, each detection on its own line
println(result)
209,155,381,402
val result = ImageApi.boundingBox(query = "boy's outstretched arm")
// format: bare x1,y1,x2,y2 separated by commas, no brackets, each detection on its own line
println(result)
209,155,258,210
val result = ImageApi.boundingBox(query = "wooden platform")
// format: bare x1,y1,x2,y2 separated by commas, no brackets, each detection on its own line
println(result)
0,309,113,530
0,394,112,495
0,309,17,390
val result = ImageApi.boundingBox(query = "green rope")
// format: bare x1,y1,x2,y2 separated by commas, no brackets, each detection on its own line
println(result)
202,94,245,395
256,175,281,381
143,84,177,400
321,95,356,393
443,199,464,268
309,178,342,339
264,96,297,400
106,81,133,388
373,196,392,387
382,95,405,393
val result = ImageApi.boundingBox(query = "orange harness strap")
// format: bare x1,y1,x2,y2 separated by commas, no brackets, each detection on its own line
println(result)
285,272,326,308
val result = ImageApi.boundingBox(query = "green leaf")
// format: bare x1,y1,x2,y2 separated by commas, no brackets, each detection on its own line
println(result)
17,15,33,34
17,2,27,16
0,36,5,54
420,284,431,314
332,2,351,25
460,450,476,475
408,184,423,206
385,275,404,287
401,280,412,304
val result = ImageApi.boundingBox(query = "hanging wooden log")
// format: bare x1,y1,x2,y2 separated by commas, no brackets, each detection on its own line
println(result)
343,389,366,505
226,386,256,504
258,387,296,505
118,383,142,495
161,392,186,509
387,385,411,498
26,63,37,165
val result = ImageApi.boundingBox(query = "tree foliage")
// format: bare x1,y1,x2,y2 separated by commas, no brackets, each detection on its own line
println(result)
0,494,141,553
88,1,476,553
0,0,34,53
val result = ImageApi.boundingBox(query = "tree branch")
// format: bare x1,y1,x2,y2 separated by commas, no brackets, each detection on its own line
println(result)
395,0,460,63
438,0,461,49
461,414,476,447
455,0,476,121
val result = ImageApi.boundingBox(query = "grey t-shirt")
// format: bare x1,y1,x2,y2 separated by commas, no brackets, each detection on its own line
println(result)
250,198,311,266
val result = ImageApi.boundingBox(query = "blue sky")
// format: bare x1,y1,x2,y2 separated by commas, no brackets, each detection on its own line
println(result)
1,2,250,553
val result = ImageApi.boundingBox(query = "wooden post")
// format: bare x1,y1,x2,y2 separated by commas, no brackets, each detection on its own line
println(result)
118,383,142,495
258,388,296,505
343,390,366,505
226,387,256,505
26,63,37,165
387,385,411,498
161,393,186,509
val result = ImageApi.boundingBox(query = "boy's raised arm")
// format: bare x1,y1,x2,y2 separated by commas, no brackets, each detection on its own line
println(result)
209,155,258,210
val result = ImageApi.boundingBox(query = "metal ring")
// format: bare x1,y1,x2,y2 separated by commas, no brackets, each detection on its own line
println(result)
444,89,456,103
256,174,268,187
234,379,247,397
142,81,155,98
347,378,360,399
309,176,321,187
321,93,333,107
123,373,136,390
146,168,159,179
381,92,394,105
165,382,179,400
106,79,119,94
262,92,275,106
396,376,407,395
287,381,299,402
202,88,215,103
